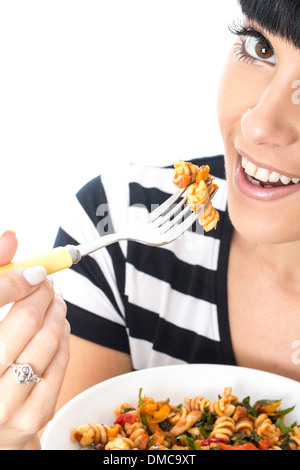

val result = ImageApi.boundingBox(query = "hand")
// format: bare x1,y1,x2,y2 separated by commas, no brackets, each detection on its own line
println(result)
0,232,70,450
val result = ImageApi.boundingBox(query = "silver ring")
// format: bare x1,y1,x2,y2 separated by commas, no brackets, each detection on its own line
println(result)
12,363,42,384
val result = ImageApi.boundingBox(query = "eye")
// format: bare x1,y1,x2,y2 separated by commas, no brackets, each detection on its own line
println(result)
244,35,276,65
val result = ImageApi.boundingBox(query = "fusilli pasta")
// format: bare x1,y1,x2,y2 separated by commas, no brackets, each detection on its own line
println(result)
71,387,299,450
172,160,220,232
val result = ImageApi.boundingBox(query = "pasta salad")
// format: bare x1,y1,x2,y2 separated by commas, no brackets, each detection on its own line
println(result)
71,387,300,450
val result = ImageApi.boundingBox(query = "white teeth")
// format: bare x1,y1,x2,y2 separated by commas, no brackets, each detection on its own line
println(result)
247,175,261,186
244,161,257,177
255,167,269,182
280,175,291,185
242,156,248,169
269,171,280,183
242,156,300,185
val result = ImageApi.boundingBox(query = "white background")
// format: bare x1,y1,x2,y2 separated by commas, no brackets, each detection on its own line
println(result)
0,0,241,260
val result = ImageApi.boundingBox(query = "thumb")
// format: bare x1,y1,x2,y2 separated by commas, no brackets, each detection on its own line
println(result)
0,231,18,265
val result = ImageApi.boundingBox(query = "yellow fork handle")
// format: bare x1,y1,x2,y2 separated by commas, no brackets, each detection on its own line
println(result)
0,247,74,276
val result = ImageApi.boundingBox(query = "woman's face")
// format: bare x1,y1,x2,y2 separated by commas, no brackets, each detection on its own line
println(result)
218,18,300,245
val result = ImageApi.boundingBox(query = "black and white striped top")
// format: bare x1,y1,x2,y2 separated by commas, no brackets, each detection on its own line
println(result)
53,155,236,369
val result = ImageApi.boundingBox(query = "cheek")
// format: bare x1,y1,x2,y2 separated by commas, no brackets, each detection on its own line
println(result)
216,57,247,191
217,54,250,140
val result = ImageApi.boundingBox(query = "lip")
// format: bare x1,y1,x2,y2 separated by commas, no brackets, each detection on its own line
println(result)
236,147,300,179
235,152,300,201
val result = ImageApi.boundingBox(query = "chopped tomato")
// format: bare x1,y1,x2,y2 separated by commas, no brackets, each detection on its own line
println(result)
235,443,259,450
218,442,259,450
258,439,270,450
137,432,149,450
234,406,248,420
199,438,228,446
114,413,138,426
218,443,236,450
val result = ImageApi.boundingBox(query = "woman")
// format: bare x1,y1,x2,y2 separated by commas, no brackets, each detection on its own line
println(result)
53,0,300,398
1,0,300,450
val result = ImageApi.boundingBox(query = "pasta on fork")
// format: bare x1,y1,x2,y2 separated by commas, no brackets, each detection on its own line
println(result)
172,160,220,232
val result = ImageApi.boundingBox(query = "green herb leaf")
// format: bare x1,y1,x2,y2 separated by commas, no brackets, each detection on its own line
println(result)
279,436,292,450
199,424,210,439
141,414,148,427
255,399,282,406
278,406,295,417
121,406,134,413
159,419,172,432
277,418,293,434
138,388,145,407
177,435,202,450
172,404,183,414
242,396,251,406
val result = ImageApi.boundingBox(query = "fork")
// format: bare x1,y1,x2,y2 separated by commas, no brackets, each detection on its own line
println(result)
0,186,218,276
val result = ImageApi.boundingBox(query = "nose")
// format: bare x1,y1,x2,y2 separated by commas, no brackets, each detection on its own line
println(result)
241,81,299,148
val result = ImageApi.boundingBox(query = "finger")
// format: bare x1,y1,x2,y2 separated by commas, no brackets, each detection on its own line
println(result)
0,266,47,308
16,291,67,374
7,321,70,435
0,292,67,421
0,231,18,265
28,320,71,417
0,278,54,373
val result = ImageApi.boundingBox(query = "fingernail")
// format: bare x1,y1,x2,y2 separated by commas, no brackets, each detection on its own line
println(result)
23,266,47,286
1,230,16,237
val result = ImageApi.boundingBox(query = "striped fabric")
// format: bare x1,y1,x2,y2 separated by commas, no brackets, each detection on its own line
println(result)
53,155,236,370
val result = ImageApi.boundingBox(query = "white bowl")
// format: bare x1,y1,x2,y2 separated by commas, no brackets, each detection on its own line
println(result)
41,364,300,450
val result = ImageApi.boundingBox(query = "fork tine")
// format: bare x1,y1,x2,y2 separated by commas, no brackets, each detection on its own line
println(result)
162,187,219,241
151,195,188,229
147,187,186,223
155,203,191,233
149,179,214,224
163,208,201,240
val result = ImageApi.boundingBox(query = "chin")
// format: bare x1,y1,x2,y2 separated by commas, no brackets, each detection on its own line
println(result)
227,195,300,246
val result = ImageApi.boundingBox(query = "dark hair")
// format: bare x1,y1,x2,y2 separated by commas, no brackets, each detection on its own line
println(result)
237,0,300,48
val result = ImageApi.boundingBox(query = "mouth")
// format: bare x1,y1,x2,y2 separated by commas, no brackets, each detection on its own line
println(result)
235,149,300,201
241,155,300,188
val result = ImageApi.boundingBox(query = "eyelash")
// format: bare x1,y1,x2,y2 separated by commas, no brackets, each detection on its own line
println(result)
228,21,275,65
234,41,256,65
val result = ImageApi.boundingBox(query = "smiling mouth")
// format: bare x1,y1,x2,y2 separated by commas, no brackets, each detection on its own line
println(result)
241,155,300,188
